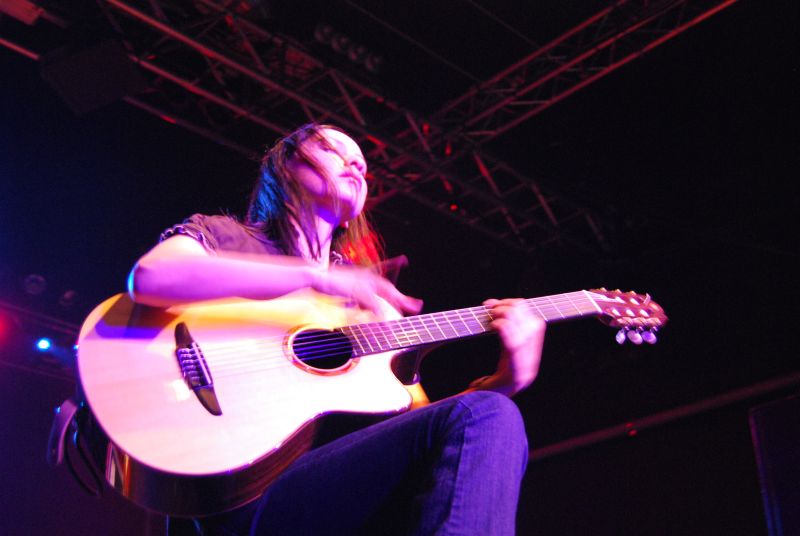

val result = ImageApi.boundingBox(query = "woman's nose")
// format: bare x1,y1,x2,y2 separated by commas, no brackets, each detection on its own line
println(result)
348,158,366,176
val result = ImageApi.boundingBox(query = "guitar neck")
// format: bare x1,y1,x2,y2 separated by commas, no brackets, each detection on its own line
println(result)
340,290,601,357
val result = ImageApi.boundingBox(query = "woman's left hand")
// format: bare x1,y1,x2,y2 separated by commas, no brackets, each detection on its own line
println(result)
471,298,547,396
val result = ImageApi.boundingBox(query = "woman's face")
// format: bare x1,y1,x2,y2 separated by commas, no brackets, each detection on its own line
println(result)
288,127,368,225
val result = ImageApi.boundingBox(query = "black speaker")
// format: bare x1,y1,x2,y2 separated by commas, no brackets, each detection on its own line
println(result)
39,40,148,114
749,393,800,536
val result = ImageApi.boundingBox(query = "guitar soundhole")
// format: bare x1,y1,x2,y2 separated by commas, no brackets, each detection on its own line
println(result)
292,329,354,371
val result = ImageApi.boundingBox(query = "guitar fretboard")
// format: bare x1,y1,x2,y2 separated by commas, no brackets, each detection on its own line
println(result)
339,291,601,357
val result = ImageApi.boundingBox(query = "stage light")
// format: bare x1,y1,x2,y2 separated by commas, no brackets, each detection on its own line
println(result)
0,310,10,337
35,338,52,351
314,23,384,74
314,24,334,45
347,45,367,64
23,274,47,296
364,53,384,74
330,34,351,54
58,290,79,309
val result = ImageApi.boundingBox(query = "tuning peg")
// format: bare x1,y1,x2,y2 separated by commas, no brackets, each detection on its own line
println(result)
626,329,643,345
616,329,627,345
642,328,658,345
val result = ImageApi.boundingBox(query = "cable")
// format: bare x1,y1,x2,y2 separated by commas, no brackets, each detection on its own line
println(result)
461,0,539,47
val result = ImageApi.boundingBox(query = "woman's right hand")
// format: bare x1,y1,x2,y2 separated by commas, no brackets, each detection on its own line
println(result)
310,264,423,318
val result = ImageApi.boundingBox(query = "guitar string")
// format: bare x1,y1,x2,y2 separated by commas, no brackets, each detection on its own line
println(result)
182,294,601,376
186,296,604,378
210,305,662,381
181,294,593,364
200,311,496,378
114,294,639,386
187,292,593,357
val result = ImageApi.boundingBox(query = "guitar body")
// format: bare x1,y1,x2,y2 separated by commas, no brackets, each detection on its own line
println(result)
77,290,412,516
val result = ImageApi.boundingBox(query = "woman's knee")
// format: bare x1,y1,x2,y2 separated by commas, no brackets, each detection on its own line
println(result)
458,392,527,447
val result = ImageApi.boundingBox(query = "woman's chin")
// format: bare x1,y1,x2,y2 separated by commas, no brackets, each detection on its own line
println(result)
339,201,365,224
338,213,358,228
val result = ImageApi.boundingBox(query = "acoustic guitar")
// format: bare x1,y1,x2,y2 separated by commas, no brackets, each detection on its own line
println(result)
76,288,666,516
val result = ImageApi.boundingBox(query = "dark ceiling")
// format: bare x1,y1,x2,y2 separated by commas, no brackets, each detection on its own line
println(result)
1,1,798,534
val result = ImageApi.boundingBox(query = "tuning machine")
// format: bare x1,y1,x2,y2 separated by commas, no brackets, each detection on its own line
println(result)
616,327,658,345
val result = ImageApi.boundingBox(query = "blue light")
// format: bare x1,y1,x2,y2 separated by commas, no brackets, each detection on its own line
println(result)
35,338,52,351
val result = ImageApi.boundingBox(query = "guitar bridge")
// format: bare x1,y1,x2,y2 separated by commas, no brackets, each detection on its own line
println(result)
174,322,222,416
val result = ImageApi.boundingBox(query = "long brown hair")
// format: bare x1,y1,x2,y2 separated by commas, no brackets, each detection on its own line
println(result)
246,123,384,267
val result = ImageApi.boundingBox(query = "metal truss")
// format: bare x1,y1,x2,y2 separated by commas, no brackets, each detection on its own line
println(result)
95,0,580,253
428,0,740,147
0,0,737,254
375,0,741,251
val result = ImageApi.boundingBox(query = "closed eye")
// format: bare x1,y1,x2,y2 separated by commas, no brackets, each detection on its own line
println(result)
317,137,366,174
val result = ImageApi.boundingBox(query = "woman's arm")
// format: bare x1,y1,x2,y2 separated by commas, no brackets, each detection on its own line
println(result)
129,235,317,306
129,235,422,316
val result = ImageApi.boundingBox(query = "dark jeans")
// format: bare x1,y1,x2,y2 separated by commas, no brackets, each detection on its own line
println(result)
195,391,528,536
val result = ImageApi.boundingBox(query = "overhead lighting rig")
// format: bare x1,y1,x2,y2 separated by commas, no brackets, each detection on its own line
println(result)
314,23,384,74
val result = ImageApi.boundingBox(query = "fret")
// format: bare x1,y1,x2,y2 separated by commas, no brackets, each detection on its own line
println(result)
526,292,597,322
397,317,422,346
385,319,404,349
352,324,375,354
536,298,561,320
392,317,410,347
450,309,476,336
581,290,603,314
436,312,459,340
344,290,616,356
468,307,490,333
422,314,448,342
342,326,367,356
366,322,389,352
563,292,585,318
526,299,545,319
396,318,413,346
456,308,475,335
411,315,435,344
528,296,560,321
546,295,566,320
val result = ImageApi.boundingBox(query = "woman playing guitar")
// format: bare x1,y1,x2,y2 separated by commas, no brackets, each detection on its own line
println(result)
128,123,547,535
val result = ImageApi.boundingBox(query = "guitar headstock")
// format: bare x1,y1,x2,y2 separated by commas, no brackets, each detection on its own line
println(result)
587,288,668,344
